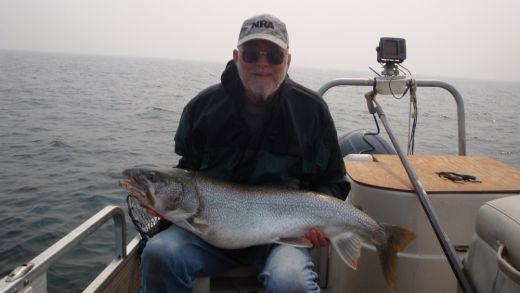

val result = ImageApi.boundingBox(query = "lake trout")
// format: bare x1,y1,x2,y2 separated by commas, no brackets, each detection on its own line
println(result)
120,167,415,292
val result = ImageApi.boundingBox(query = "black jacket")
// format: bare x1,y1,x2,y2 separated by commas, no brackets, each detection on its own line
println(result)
174,61,349,199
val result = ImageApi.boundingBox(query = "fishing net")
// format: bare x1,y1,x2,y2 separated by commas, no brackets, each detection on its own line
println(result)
126,195,171,243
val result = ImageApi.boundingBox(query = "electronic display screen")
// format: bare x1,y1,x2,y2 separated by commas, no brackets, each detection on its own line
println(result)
384,41,398,56
377,37,406,63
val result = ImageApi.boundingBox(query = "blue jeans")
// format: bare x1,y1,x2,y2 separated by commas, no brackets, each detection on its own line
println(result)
140,225,320,293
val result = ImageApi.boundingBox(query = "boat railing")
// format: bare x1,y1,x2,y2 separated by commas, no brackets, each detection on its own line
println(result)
0,205,128,293
317,78,466,156
319,78,478,292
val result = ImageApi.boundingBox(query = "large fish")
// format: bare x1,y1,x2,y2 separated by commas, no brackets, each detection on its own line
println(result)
120,167,415,292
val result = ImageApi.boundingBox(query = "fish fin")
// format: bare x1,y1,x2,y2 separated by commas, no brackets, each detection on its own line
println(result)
353,204,364,212
330,232,364,270
376,223,416,293
191,216,208,225
183,217,210,235
274,237,313,248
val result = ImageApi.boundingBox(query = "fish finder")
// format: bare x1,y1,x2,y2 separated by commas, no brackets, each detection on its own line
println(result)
369,37,412,95
376,37,406,64
373,37,408,77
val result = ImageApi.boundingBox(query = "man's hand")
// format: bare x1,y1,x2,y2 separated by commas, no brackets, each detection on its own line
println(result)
304,228,329,248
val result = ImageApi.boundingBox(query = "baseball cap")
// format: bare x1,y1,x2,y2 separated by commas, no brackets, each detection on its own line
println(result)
237,14,289,50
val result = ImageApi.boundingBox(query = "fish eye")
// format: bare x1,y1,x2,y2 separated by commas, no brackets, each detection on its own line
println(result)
145,171,158,182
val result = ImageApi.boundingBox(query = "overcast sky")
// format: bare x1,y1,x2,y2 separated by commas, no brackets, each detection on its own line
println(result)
1,0,519,81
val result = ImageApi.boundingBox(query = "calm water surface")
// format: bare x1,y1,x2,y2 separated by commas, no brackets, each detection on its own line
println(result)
1,50,519,291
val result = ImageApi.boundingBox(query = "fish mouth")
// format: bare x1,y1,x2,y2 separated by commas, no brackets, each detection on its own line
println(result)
119,175,156,211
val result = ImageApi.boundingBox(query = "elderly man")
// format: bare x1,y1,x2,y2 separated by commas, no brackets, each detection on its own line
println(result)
140,14,349,292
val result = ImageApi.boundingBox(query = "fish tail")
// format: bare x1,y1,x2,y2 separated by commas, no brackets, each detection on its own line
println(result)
376,224,416,292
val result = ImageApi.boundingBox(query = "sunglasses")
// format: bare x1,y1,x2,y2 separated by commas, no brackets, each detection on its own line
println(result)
240,47,286,65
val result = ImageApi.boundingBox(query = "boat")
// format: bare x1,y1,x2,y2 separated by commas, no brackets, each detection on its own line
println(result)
1,39,519,293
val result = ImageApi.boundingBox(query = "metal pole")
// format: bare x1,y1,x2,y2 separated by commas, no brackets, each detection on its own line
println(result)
371,97,474,293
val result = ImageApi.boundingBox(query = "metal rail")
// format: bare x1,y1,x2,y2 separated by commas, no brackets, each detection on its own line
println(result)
0,205,127,293
317,78,466,155
318,78,473,292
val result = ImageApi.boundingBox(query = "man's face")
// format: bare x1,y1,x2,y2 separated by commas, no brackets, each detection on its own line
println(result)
233,40,291,103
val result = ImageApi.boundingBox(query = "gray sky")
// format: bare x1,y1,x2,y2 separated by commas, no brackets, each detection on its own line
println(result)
2,0,520,81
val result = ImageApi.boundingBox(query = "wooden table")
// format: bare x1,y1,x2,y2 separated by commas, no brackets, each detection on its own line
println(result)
345,155,520,193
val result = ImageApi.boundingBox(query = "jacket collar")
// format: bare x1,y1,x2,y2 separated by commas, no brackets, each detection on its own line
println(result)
221,60,244,99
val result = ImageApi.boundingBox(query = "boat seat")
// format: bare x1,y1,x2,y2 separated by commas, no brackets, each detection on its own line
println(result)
464,195,520,293
193,265,260,293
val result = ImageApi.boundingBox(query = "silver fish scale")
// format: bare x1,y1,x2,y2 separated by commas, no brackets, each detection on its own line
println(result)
182,173,385,249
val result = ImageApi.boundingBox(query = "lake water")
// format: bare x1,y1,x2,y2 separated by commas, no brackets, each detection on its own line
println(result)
1,50,519,291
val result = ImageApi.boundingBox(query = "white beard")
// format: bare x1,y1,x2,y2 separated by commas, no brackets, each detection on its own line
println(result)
245,82,277,101
238,67,285,102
